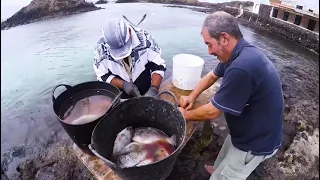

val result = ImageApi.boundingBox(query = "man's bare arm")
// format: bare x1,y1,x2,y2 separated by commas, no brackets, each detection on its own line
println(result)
110,78,125,89
184,102,223,121
189,71,220,101
151,73,163,89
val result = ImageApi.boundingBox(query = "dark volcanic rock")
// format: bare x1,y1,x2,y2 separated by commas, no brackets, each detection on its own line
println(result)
15,141,93,180
116,0,139,3
148,0,201,6
1,0,103,30
95,0,108,4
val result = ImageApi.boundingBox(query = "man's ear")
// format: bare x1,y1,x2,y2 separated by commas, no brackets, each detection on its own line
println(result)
220,32,231,46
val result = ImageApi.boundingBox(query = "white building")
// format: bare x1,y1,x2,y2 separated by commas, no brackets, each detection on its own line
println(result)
252,0,271,14
280,0,319,14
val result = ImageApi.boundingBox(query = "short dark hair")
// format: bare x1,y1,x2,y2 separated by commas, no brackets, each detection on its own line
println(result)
202,11,243,40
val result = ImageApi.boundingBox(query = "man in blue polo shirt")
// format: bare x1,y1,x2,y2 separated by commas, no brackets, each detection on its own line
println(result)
178,11,284,179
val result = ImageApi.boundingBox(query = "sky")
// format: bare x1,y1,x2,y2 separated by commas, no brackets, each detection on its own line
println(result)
1,0,319,20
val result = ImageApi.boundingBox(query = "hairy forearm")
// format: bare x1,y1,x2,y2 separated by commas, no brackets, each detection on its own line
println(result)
151,73,163,88
184,103,222,121
189,72,219,101
110,77,125,89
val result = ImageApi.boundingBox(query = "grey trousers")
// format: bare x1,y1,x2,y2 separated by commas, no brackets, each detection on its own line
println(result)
209,135,278,180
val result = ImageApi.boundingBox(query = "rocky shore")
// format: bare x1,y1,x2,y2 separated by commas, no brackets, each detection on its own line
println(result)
1,0,103,30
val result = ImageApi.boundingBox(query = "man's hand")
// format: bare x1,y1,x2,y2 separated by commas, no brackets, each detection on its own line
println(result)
178,107,186,118
123,82,141,97
179,96,194,110
144,87,158,97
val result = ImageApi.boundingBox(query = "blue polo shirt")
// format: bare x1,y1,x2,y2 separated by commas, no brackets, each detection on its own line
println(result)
212,38,284,156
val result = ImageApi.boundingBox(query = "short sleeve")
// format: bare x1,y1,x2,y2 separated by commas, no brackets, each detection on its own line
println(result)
211,68,253,116
213,62,226,77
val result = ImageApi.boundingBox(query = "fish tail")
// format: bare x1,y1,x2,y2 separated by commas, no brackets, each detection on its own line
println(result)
167,134,176,147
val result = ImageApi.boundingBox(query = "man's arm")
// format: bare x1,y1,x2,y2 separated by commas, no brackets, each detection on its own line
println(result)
183,102,223,121
151,73,162,89
93,61,125,89
93,42,125,90
110,78,125,89
189,71,220,101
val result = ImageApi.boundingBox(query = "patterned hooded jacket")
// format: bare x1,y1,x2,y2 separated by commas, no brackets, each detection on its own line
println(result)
93,25,166,96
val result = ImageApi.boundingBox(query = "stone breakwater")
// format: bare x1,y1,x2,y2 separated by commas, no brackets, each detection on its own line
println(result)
187,3,319,54
238,7,319,54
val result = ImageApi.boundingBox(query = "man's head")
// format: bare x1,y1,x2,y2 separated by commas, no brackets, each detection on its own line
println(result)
102,18,132,60
201,11,243,63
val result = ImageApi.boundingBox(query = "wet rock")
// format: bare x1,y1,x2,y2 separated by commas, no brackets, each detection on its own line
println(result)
297,121,308,131
95,0,108,4
295,133,302,141
284,104,290,114
301,132,308,140
167,131,223,180
283,93,290,99
16,142,93,180
12,146,26,158
1,173,9,180
281,83,287,89
287,154,293,164
280,129,319,177
17,160,37,180
295,78,302,82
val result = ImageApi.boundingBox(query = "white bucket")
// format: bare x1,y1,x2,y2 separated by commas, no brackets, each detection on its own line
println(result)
172,54,204,90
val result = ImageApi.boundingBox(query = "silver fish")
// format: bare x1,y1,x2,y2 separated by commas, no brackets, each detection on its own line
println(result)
118,139,176,167
68,114,102,125
120,142,145,155
117,150,148,168
62,96,112,124
133,127,176,146
112,127,134,157
136,159,154,167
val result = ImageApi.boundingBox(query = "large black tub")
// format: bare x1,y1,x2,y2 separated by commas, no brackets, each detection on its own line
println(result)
52,81,122,155
89,91,186,180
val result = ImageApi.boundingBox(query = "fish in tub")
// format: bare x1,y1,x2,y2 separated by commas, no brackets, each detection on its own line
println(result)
112,127,177,168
